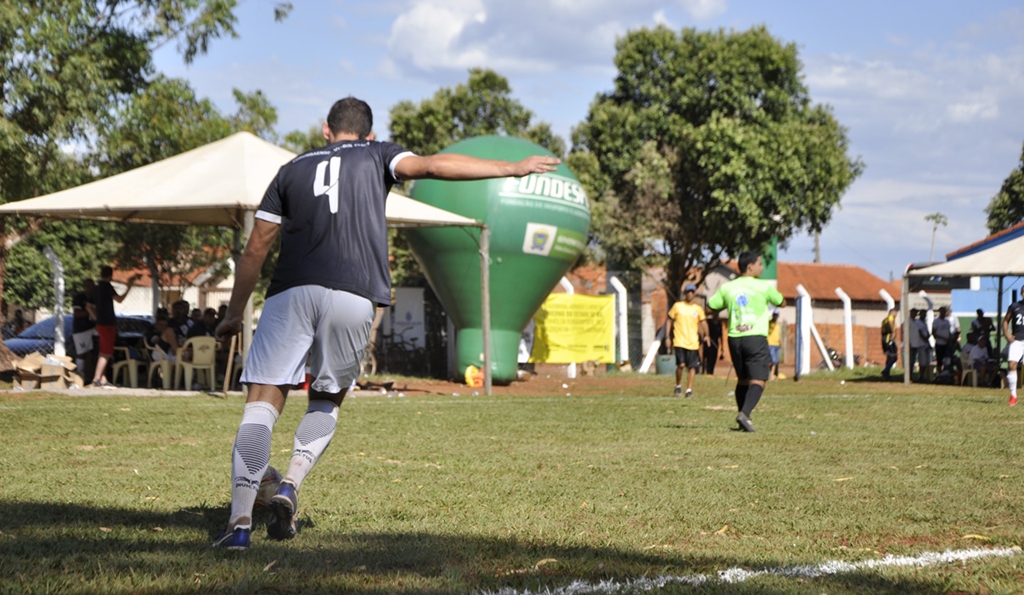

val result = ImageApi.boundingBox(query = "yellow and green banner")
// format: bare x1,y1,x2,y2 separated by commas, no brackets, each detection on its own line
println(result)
530,293,615,363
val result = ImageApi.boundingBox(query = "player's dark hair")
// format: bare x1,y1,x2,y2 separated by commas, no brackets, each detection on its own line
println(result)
327,97,373,139
100,265,113,278
737,251,760,274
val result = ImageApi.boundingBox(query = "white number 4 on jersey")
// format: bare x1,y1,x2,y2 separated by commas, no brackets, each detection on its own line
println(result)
314,157,341,213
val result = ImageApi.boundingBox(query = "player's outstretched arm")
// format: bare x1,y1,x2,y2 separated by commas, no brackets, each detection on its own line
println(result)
395,153,559,181
216,218,280,341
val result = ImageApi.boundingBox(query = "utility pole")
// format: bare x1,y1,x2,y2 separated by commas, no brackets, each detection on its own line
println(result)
925,212,948,262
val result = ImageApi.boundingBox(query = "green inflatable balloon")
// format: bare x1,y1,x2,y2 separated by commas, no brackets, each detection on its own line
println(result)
407,136,591,384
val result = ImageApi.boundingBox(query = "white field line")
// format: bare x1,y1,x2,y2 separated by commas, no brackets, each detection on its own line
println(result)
474,547,1020,595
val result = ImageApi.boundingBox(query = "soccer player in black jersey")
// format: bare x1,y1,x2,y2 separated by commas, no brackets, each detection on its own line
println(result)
1003,300,1024,407
211,97,559,549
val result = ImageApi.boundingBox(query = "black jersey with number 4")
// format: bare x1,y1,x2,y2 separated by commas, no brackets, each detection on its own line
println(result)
1009,301,1024,341
257,140,413,306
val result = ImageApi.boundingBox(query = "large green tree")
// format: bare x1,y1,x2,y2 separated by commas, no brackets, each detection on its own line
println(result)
985,141,1024,234
571,26,864,299
0,0,247,316
91,76,279,308
388,69,565,286
390,68,565,158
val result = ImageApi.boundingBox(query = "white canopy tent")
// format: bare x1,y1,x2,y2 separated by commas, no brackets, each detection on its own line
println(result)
0,131,495,392
902,233,1024,385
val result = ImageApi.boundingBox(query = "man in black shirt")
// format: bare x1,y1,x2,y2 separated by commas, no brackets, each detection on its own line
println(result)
212,97,559,550
72,278,96,374
1003,300,1024,406
87,266,139,387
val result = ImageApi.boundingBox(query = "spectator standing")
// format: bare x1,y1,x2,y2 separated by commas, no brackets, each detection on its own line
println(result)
932,307,953,373
881,307,899,379
72,278,96,374
664,282,708,397
907,309,931,381
210,96,561,549
87,266,139,387
703,306,723,375
707,251,785,433
767,311,782,380
971,309,995,340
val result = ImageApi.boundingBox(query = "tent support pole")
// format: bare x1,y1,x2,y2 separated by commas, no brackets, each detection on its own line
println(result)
902,267,911,385
997,276,1005,358
480,225,492,396
242,210,255,392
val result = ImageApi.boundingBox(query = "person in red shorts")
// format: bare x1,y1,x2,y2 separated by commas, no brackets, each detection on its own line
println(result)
87,265,139,387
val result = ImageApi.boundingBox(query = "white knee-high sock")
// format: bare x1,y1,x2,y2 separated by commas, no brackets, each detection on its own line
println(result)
228,401,279,528
1009,371,1018,397
285,400,339,490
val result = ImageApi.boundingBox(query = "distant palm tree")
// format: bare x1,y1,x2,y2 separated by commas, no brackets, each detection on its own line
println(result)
925,212,948,262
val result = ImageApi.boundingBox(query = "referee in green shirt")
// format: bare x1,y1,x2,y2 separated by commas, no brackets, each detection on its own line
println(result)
708,251,785,432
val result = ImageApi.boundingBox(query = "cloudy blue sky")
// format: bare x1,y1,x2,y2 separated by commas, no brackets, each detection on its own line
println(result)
155,0,1024,281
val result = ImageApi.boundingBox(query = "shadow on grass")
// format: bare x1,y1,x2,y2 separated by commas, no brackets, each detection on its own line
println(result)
0,500,983,594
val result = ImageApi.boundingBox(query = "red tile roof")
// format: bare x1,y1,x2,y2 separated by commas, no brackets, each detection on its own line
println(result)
778,262,900,303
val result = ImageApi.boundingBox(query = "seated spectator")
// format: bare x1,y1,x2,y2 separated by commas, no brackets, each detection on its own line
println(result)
969,336,999,387
149,317,180,363
968,335,988,369
190,308,202,323
188,308,218,338
170,300,194,344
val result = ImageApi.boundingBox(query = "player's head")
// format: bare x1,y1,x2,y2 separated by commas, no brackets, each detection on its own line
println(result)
682,282,697,299
889,307,898,315
326,97,373,139
977,308,985,317
99,265,113,280
737,251,761,274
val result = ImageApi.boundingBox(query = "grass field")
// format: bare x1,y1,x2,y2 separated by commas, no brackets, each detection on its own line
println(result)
2,370,1024,594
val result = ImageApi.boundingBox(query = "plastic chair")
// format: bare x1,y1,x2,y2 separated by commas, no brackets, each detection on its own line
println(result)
960,350,978,388
144,335,174,389
175,336,217,391
111,346,146,388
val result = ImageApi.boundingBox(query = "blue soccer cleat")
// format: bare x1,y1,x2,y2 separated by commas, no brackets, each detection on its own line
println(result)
267,481,298,541
211,526,251,550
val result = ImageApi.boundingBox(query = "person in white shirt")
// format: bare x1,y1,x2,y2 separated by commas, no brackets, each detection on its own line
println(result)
908,309,931,381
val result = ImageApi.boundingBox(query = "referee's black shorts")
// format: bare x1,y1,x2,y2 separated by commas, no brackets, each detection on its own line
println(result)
728,335,771,381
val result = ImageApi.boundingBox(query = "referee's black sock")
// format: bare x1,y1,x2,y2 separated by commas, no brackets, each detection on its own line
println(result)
741,383,764,417
735,384,749,411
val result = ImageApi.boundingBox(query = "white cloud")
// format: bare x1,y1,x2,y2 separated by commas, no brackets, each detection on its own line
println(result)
387,0,487,72
384,0,730,77
677,0,727,20
946,100,999,123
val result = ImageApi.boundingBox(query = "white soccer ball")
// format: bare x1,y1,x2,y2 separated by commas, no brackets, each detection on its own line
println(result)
254,465,283,510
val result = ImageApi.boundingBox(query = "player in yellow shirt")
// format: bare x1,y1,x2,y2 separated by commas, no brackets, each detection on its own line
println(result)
664,283,710,397
767,311,782,380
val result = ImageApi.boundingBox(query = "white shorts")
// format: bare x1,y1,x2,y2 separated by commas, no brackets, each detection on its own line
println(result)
241,285,374,393
72,330,94,355
1009,340,1024,364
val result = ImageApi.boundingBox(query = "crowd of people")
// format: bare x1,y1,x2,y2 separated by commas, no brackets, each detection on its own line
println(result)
68,265,233,388
890,306,1018,396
